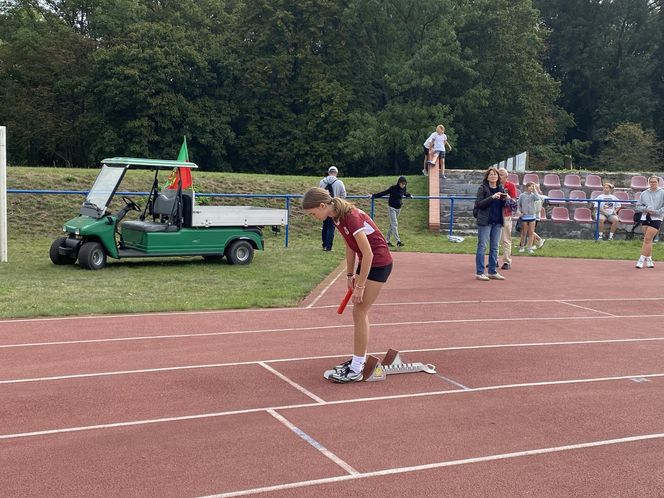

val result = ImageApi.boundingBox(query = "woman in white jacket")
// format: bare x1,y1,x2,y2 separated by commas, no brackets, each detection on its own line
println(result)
635,176,664,268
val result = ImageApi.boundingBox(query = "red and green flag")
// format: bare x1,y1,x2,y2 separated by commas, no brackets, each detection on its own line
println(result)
166,136,193,190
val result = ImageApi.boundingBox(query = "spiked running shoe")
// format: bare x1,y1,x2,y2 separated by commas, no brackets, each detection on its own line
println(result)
332,358,352,373
328,365,363,383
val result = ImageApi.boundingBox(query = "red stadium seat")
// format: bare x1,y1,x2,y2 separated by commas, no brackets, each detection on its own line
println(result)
507,173,519,185
589,190,603,200
614,191,630,201
631,175,648,190
551,207,570,222
547,189,565,204
543,174,561,188
563,174,582,188
523,173,540,185
568,190,587,203
618,208,635,225
539,207,547,220
573,207,594,223
585,174,603,189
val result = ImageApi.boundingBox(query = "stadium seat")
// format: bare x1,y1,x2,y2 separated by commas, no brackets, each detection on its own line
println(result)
585,174,603,189
551,207,570,222
568,190,587,203
563,174,582,188
573,207,594,223
589,190,603,200
547,189,565,204
614,191,630,201
543,174,561,188
631,175,648,190
659,177,664,188
539,207,547,220
523,173,540,185
507,173,519,185
618,208,636,225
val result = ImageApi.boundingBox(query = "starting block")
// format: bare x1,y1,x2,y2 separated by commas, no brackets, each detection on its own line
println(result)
324,349,436,382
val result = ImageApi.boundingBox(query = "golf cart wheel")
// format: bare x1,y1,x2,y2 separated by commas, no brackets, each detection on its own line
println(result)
226,240,254,265
49,237,76,265
78,241,107,270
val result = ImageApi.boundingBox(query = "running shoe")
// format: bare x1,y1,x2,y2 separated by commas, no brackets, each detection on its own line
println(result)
332,358,352,372
646,258,655,268
537,238,546,249
328,366,363,383
636,258,644,269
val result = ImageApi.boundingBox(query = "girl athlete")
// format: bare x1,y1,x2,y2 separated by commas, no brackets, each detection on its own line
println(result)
302,187,393,383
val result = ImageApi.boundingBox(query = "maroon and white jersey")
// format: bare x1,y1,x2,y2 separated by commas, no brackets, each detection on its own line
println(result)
335,208,393,267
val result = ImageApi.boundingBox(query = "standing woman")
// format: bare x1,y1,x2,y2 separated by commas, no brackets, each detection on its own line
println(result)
635,176,664,268
302,187,393,382
474,167,506,281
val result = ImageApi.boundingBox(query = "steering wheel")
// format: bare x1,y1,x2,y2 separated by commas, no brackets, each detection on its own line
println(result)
122,196,141,211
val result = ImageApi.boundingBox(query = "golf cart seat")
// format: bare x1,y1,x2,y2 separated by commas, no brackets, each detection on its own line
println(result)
122,190,181,233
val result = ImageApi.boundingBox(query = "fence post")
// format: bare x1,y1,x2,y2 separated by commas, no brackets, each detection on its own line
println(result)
448,197,455,237
0,126,7,262
284,196,290,248
370,196,375,219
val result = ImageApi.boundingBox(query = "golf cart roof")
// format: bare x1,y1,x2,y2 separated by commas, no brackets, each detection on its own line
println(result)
101,157,198,169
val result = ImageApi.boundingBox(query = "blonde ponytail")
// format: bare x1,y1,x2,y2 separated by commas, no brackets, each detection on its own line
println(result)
302,187,355,221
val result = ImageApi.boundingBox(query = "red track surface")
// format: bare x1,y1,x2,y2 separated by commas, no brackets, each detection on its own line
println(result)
1,253,664,497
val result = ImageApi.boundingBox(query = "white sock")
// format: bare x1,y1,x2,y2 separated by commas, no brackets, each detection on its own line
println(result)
639,255,646,261
350,354,366,373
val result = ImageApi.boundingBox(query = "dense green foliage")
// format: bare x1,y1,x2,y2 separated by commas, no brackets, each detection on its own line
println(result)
0,0,662,173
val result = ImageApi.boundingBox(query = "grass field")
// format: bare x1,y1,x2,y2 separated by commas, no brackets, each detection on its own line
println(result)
0,167,648,318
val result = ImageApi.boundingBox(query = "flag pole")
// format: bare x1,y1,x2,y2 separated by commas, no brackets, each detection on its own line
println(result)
0,126,7,263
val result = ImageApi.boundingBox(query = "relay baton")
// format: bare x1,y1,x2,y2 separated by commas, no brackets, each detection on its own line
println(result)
337,287,354,314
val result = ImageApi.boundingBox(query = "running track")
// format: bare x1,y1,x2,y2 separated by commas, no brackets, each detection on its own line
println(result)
1,253,663,497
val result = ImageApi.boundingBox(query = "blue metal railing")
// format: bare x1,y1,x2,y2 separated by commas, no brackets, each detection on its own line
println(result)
8,189,643,244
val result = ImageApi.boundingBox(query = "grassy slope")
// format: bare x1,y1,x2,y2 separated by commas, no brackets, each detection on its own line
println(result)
0,167,644,318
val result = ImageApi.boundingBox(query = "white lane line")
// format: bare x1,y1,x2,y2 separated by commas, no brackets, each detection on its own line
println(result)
200,432,664,497
2,372,662,441
306,271,344,308
259,363,326,404
6,314,664,349
3,296,664,324
435,374,471,390
3,337,664,385
267,409,358,475
558,301,616,316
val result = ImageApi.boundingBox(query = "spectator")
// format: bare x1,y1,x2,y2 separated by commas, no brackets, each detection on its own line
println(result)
423,124,451,178
497,168,517,270
635,176,664,268
517,182,546,254
372,176,412,247
319,166,346,251
474,167,506,281
595,182,621,240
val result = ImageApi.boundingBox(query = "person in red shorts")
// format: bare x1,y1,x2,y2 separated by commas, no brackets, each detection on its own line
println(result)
302,187,393,383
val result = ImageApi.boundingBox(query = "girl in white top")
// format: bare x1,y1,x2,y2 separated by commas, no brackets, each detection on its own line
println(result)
423,124,451,177
595,183,621,240
635,176,664,268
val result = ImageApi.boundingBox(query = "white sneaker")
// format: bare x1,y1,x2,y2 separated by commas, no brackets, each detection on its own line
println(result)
476,274,490,281
488,272,505,280
597,234,603,240
537,238,546,249
422,168,428,176
646,258,655,268
518,247,525,253
636,258,644,269
608,234,614,240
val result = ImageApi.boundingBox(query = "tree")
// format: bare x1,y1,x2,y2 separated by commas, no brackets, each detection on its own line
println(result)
597,122,663,171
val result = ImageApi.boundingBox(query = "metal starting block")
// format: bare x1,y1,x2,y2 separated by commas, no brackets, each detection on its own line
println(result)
362,349,436,382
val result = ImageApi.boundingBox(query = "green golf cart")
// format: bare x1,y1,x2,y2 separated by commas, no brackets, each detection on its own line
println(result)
49,157,287,270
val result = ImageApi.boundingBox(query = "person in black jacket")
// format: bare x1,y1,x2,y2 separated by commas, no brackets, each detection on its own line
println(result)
372,176,412,247
474,167,506,280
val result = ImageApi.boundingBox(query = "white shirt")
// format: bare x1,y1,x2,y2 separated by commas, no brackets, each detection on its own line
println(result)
595,194,621,215
424,132,447,152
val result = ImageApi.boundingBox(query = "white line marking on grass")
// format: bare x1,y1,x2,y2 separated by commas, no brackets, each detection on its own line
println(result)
2,373,663,441
267,409,358,475
259,362,326,404
199,432,664,497
3,337,664,385
7,314,664,349
558,301,616,316
306,271,344,308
